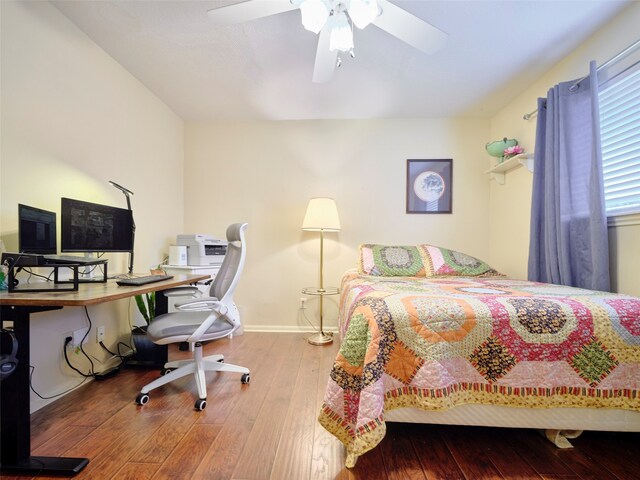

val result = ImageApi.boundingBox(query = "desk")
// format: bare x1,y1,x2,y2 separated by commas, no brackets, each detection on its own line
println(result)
0,274,209,476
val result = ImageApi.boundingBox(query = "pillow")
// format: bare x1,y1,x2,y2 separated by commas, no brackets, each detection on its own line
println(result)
359,244,426,276
418,244,500,277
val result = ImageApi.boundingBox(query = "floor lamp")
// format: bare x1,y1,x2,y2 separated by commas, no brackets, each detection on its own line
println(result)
302,198,341,346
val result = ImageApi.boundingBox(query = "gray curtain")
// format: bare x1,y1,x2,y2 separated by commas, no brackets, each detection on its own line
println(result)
528,61,610,291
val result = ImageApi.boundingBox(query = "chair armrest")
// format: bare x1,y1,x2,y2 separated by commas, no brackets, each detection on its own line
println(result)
175,296,221,312
162,286,203,298
186,301,231,341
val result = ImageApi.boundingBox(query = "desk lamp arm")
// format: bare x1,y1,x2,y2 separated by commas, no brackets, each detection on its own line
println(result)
109,180,135,275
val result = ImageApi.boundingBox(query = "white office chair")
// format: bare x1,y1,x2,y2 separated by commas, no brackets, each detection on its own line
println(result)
135,223,250,411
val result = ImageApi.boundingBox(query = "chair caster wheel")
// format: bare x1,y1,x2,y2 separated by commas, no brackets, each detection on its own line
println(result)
136,393,150,406
161,368,174,376
241,373,251,384
195,398,207,411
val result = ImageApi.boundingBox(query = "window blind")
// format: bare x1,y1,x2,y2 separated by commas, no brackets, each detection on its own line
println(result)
599,64,640,216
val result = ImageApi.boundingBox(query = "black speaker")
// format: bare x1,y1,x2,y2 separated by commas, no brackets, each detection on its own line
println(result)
0,328,18,380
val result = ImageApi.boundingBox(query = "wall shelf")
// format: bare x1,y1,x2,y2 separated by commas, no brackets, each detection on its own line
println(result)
485,153,534,185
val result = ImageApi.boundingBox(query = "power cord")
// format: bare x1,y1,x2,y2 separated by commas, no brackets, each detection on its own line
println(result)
64,335,124,381
22,267,54,282
79,307,97,375
29,364,88,399
298,301,338,339
3,254,54,287
63,336,94,378
79,253,105,277
80,264,99,276
83,306,128,380
299,305,320,333
99,340,134,361
62,306,133,380
117,341,135,357
99,341,118,357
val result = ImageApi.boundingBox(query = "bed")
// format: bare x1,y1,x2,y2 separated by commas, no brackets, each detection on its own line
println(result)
317,244,640,467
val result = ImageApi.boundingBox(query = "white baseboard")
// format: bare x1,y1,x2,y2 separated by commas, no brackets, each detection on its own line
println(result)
242,325,339,334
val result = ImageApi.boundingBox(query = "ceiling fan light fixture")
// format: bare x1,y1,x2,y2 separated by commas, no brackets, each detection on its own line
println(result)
299,0,330,34
347,0,379,29
329,11,354,52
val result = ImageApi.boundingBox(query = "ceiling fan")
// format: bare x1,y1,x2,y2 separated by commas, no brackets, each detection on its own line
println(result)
207,0,448,83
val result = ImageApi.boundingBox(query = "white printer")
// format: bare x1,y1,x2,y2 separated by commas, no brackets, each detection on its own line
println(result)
176,234,227,266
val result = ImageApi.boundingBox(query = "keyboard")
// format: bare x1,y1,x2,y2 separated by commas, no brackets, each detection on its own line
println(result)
116,275,174,286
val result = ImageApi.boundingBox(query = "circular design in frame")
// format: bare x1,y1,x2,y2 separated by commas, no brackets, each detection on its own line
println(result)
413,171,445,202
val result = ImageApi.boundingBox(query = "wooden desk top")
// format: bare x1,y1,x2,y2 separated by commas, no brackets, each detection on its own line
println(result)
0,274,210,307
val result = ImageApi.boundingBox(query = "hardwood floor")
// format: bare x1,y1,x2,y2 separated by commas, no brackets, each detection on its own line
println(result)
7,332,640,479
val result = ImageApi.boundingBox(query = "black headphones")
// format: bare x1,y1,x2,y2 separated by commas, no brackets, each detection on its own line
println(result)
0,329,18,380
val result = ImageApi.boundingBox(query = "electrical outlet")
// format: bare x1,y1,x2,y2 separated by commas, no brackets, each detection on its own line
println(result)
96,325,106,343
70,327,89,347
300,297,307,309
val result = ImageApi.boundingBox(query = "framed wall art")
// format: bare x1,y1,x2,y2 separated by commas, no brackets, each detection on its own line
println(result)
406,159,453,214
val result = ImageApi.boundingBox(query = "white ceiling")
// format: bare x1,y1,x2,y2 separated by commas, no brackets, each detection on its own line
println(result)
51,0,631,121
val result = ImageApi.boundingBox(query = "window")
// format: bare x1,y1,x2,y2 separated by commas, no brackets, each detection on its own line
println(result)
598,63,640,217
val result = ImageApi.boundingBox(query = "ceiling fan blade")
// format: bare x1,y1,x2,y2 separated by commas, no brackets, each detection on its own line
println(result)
207,0,297,24
312,29,337,83
373,0,448,55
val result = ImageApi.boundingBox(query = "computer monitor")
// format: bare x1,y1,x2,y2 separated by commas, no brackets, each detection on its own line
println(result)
60,198,134,253
18,204,57,255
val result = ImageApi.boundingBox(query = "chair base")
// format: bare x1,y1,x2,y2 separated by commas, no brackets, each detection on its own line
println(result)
308,332,333,345
138,344,249,402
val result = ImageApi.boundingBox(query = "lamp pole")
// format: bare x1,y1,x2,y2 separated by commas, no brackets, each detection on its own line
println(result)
318,227,325,331
109,181,135,275
307,228,334,345
302,197,340,346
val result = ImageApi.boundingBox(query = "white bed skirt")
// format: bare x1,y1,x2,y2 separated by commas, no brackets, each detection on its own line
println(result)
385,405,640,432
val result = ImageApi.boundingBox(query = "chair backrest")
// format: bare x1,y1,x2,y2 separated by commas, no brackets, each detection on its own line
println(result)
209,223,248,305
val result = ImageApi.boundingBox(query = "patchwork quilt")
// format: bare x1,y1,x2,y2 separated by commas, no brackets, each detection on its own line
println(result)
318,270,640,467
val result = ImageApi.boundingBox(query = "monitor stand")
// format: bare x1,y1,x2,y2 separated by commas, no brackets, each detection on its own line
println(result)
52,256,108,285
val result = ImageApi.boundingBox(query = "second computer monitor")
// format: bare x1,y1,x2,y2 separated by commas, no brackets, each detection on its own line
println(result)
61,198,133,253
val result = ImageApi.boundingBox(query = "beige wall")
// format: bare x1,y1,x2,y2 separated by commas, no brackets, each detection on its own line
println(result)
184,119,491,331
488,1,640,296
0,2,184,411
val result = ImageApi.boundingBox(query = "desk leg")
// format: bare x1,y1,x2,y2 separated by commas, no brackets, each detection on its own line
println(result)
155,289,168,316
0,306,89,476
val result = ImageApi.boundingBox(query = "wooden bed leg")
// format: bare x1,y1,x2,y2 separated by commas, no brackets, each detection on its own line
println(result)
543,429,584,448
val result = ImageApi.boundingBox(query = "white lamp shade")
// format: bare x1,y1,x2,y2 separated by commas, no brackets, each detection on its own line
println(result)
302,198,341,231
300,0,329,34
329,12,354,52
348,0,379,29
